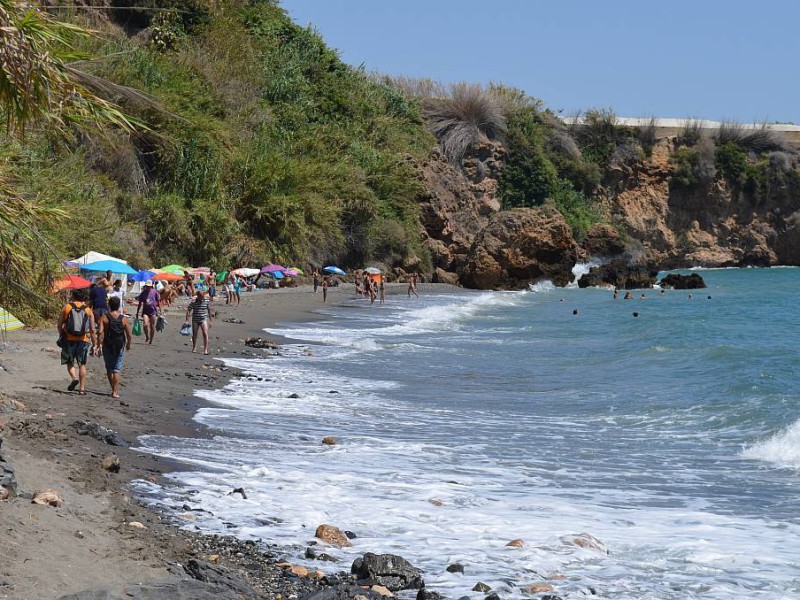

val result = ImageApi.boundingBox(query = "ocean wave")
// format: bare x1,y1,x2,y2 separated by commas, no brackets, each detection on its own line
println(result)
741,419,800,469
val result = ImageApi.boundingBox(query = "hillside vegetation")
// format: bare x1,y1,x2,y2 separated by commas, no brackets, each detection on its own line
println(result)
3,0,800,319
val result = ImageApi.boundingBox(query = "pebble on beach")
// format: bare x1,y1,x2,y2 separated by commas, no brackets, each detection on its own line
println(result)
31,488,63,507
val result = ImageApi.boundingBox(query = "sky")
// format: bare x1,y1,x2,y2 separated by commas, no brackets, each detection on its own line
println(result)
280,0,800,123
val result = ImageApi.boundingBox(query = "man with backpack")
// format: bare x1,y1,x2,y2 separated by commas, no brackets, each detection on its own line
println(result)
97,295,132,399
57,289,97,395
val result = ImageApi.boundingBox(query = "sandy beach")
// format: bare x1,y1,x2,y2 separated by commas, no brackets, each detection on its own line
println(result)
0,283,389,599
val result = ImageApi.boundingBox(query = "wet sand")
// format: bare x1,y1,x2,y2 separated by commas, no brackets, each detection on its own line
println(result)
0,283,377,599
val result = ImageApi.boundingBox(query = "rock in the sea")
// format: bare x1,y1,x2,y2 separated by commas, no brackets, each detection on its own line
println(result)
417,590,444,600
659,273,706,289
370,585,394,597
244,337,279,349
521,583,554,595
506,539,525,548
461,206,578,289
304,583,385,600
561,532,609,554
32,488,63,507
315,524,352,547
577,259,658,289
472,582,492,593
322,436,338,446
351,552,424,591
446,563,464,574
101,454,120,473
73,420,128,446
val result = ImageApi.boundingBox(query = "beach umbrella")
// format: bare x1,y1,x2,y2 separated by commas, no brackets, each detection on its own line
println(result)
152,272,183,282
159,264,186,274
288,266,304,275
216,270,228,283
269,271,285,279
260,264,287,274
0,306,24,333
364,267,381,275
191,266,211,275
284,269,299,277
323,266,346,276
51,274,92,293
232,267,260,277
80,259,137,275
131,270,156,282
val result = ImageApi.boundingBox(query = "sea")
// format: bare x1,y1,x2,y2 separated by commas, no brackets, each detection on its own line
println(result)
135,267,800,600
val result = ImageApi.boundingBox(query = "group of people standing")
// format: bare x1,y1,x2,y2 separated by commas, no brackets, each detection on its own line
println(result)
57,270,215,398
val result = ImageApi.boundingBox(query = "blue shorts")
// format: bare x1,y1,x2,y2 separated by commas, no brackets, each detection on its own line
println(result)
61,341,90,366
102,347,125,373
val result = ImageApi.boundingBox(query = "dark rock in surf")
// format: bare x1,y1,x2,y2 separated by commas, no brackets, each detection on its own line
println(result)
352,553,424,591
183,559,256,597
417,590,444,600
577,259,658,289
446,563,464,574
658,273,706,289
245,337,279,349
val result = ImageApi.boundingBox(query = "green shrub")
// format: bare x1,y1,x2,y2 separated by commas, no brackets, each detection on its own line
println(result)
550,179,601,241
670,139,716,188
715,142,747,185
679,119,704,146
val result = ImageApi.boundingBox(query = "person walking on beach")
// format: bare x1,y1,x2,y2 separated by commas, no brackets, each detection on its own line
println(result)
97,295,131,398
57,289,96,395
322,277,329,303
185,290,212,354
379,278,385,305
135,280,160,344
89,279,109,325
407,272,419,299
313,269,320,294
109,279,125,312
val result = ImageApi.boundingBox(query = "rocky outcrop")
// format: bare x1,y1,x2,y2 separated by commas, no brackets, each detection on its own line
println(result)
659,273,706,289
462,207,578,289
416,142,504,277
599,138,800,269
352,553,424,591
578,259,658,289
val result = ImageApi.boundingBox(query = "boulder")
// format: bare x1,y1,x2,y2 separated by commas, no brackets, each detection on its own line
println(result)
472,583,492,593
101,454,121,473
461,207,578,289
561,532,609,554
577,260,658,289
521,583,554,595
315,524,352,547
417,590,444,600
582,223,627,257
370,585,394,597
32,488,63,507
322,436,339,446
658,273,706,289
304,584,385,600
446,563,464,574
351,552,424,591
183,559,257,597
506,539,525,548
244,337,279,349
433,268,460,286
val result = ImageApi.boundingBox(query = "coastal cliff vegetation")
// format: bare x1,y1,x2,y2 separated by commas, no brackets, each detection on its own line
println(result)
2,0,800,320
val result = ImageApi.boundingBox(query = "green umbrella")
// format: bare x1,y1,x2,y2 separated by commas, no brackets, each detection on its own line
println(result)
159,264,186,274
216,270,228,283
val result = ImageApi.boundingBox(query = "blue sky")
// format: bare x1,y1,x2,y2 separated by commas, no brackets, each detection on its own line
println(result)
280,0,799,123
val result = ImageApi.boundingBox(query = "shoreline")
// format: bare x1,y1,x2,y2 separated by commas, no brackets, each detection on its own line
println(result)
0,282,452,599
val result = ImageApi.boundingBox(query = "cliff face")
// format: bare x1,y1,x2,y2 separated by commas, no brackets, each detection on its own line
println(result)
598,138,800,268
417,135,800,291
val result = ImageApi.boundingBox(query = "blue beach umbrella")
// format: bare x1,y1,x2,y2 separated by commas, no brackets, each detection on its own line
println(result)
80,259,137,275
323,266,346,276
131,270,156,282
270,271,285,279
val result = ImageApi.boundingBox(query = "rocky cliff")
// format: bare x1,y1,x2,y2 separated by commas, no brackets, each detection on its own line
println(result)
417,135,800,290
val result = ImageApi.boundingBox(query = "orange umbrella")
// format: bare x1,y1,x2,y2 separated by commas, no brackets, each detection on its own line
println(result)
152,272,183,281
51,274,92,293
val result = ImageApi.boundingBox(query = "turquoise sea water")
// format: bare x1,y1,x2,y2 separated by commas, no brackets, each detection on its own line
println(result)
137,267,800,599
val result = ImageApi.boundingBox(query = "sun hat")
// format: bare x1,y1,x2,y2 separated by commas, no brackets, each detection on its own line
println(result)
144,280,154,286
